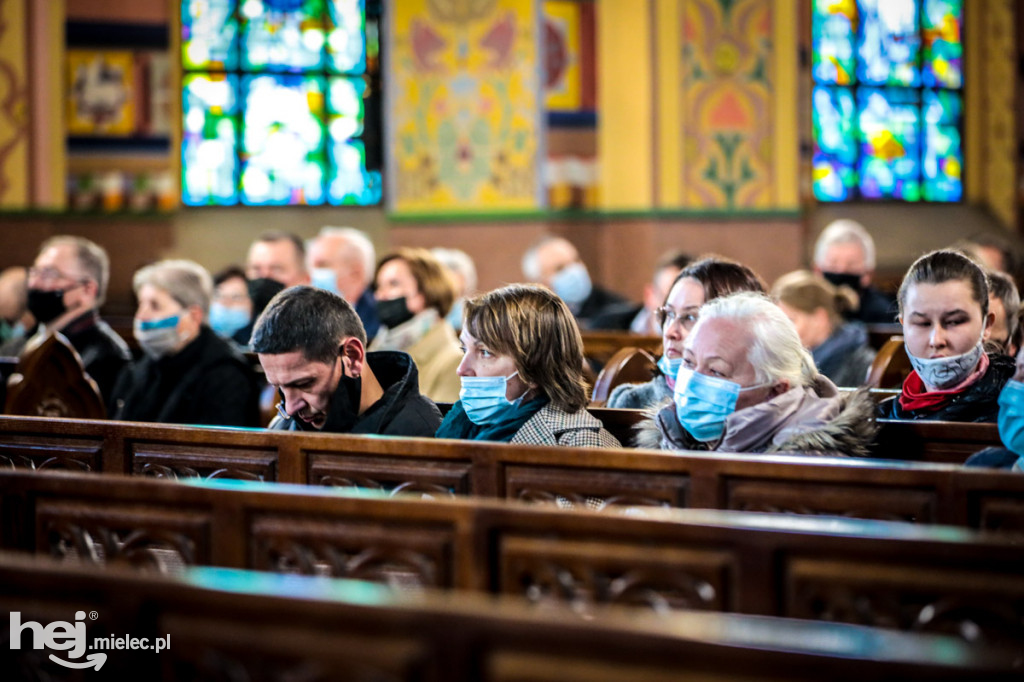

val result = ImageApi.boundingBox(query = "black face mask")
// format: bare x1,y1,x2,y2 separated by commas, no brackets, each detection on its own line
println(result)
280,352,362,432
377,296,415,329
27,288,67,324
821,271,863,293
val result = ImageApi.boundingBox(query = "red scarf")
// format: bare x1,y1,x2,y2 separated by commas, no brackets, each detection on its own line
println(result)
898,353,989,413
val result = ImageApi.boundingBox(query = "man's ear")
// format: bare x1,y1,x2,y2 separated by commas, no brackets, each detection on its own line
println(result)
339,337,366,377
985,310,996,331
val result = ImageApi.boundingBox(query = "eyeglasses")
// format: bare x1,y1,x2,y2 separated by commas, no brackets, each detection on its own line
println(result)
28,267,88,285
656,306,699,331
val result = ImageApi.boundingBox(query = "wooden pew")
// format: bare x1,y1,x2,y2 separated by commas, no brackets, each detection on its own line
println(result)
0,553,1014,681
3,332,105,419
875,419,1002,465
580,330,661,368
1,469,1024,644
1,415,1022,531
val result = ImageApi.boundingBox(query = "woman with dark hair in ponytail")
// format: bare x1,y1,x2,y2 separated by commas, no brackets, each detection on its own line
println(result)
877,250,1015,422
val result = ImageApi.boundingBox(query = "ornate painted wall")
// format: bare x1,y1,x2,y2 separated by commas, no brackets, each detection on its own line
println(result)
0,0,30,208
387,0,543,214
679,0,778,209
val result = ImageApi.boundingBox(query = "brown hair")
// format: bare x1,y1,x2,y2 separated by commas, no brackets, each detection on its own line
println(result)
772,270,858,330
670,256,767,305
464,284,588,412
897,250,989,319
375,248,456,317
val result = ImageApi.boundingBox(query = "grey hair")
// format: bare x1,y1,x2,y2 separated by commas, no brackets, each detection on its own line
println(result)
693,292,819,389
813,219,876,271
40,235,110,305
133,259,213,315
431,247,478,294
317,226,376,286
521,236,575,282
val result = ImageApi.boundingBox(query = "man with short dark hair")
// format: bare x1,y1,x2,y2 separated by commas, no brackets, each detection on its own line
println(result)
24,236,130,406
246,231,310,288
251,286,440,435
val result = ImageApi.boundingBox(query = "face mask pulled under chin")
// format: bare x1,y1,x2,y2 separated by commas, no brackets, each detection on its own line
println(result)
906,338,985,390
134,314,183,359
281,353,362,432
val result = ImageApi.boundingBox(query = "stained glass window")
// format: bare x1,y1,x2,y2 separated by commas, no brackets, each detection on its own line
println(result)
811,0,963,202
181,0,382,206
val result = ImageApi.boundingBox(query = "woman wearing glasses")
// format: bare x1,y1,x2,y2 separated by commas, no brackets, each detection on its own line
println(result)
606,257,767,410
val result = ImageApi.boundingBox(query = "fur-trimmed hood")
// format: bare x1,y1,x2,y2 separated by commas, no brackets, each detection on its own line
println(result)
634,376,878,458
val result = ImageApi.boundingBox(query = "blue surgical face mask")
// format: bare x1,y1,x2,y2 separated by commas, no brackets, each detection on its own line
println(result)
208,302,250,338
673,367,769,442
460,370,524,425
657,354,682,383
134,314,182,359
446,298,464,331
311,268,340,297
998,379,1024,455
551,262,592,307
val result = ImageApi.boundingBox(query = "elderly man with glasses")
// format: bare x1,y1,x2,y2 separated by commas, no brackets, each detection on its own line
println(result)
21,236,131,407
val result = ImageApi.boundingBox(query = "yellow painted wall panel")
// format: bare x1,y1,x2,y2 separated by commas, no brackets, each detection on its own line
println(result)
597,0,652,209
0,0,29,208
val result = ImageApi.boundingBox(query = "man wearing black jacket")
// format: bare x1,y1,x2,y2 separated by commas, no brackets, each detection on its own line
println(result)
24,236,130,407
251,286,441,436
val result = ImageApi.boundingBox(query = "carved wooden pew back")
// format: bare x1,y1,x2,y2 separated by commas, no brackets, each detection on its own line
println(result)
0,415,1020,531
1,468,1023,644
0,552,1014,681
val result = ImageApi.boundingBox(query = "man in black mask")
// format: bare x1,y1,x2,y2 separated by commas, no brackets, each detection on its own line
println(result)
812,219,896,324
251,286,440,435
24,236,131,406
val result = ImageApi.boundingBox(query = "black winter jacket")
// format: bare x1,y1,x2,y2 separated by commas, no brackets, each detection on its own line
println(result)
110,326,259,427
269,350,441,437
876,353,1016,423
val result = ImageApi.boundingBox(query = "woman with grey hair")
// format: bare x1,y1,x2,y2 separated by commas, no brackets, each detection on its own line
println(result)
109,259,260,427
637,292,876,456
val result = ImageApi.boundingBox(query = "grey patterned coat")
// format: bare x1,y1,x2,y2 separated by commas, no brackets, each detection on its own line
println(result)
510,403,621,448
607,375,672,409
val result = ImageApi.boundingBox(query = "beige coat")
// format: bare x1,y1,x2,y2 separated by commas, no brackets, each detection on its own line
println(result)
407,321,463,403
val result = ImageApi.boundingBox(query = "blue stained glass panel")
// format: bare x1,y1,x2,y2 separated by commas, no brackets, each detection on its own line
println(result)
812,0,856,85
857,0,920,87
182,74,240,206
857,87,921,200
922,0,962,88
182,0,239,70
328,0,366,73
241,0,327,71
812,86,857,201
240,75,328,205
922,89,962,201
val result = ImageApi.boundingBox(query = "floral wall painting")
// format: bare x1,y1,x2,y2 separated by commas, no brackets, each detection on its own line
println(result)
388,0,543,213
66,50,135,136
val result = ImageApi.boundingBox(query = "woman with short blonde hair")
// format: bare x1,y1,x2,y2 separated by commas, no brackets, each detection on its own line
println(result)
436,284,619,447
371,247,462,402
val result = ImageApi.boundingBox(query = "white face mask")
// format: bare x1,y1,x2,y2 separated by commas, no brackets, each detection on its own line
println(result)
134,314,182,359
906,335,985,390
